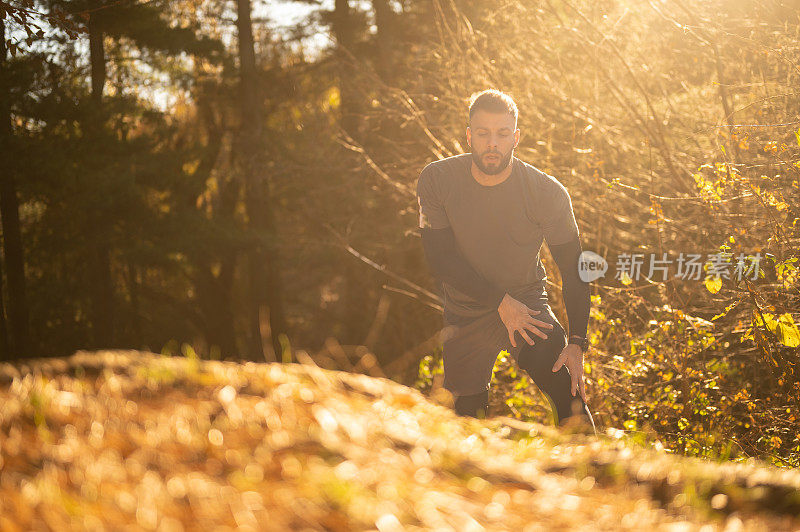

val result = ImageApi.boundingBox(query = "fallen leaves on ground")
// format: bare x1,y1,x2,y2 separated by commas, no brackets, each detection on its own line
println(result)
1,350,799,531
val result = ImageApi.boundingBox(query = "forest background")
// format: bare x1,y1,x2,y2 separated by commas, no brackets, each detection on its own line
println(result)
2,0,799,467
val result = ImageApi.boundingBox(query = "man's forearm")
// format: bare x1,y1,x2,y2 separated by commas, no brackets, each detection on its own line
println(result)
549,236,590,338
420,226,506,309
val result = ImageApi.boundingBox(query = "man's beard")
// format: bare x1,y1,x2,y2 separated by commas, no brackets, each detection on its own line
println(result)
472,148,513,175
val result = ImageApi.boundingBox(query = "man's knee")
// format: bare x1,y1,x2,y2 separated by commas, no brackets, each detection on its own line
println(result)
517,322,567,376
454,389,489,419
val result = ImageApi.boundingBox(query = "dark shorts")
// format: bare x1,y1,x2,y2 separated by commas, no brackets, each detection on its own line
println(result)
440,302,564,397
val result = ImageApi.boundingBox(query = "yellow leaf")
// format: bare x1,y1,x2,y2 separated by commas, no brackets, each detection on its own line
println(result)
705,276,722,294
777,313,800,348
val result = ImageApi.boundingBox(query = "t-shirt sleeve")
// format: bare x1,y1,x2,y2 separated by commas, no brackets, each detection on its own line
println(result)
541,178,580,246
416,165,450,230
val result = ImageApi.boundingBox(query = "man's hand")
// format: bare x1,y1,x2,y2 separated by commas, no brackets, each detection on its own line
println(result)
497,294,554,348
551,344,586,402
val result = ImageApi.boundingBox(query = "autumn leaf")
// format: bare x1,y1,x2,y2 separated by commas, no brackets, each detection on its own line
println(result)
705,276,722,294
776,314,800,348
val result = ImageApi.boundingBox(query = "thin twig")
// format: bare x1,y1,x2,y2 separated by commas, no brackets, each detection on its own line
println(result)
323,223,442,307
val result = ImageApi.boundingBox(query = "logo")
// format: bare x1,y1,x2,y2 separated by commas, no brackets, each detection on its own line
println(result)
579,251,608,282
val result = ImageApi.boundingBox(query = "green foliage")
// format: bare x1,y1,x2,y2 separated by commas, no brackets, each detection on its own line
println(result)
591,279,800,467
742,312,800,348
414,346,443,394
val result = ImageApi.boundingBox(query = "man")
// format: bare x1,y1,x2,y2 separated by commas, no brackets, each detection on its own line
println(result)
416,89,596,432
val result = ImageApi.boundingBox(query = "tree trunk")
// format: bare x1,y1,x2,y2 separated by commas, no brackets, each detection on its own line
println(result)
372,0,396,83
0,254,10,360
192,82,239,359
86,4,115,348
0,16,30,358
196,255,238,358
334,0,360,138
235,0,286,362
333,0,368,344
0,16,11,360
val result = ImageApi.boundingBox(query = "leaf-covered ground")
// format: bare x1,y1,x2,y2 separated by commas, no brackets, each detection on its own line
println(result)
1,351,799,531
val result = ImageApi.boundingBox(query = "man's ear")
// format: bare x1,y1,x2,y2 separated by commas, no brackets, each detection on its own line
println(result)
514,128,521,148
465,127,472,148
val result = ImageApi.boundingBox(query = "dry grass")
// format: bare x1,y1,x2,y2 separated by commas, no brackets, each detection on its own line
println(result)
1,350,799,531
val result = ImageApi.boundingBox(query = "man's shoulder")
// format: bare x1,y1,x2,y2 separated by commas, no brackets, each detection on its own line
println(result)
417,154,470,197
421,153,471,177
515,157,570,196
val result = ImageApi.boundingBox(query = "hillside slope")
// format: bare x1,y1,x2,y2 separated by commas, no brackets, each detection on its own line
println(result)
1,351,799,531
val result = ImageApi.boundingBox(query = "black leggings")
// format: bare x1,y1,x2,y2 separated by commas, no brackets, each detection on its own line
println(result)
454,316,596,431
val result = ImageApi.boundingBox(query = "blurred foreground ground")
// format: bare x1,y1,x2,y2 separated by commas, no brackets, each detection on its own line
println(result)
1,351,799,531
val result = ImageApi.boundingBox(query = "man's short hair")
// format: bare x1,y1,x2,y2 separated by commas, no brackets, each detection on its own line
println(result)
468,89,518,128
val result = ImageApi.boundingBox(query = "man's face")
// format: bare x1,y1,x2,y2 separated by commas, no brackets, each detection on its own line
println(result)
466,110,520,175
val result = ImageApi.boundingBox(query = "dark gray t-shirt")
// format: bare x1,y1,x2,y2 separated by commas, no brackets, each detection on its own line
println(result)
417,153,580,321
